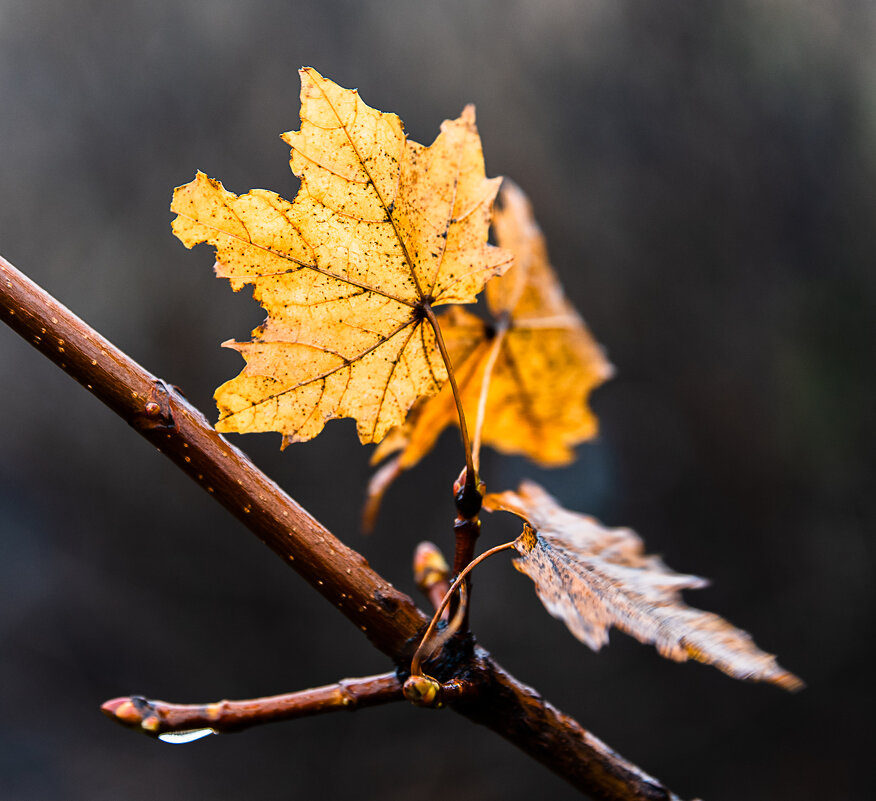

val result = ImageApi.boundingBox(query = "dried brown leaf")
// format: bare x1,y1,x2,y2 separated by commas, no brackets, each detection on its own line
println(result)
484,481,803,690
171,68,510,445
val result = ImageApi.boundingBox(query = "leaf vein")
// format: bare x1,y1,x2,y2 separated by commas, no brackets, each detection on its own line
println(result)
221,319,415,424
174,211,415,307
312,74,425,299
371,323,420,440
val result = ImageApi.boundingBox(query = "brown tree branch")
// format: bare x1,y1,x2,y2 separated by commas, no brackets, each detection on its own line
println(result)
0,253,424,659
0,253,685,801
101,672,403,737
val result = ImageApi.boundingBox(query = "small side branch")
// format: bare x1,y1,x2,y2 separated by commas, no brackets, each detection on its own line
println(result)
449,470,484,624
102,672,403,738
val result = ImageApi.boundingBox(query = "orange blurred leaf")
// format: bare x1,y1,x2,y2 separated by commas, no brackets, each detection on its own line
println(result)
171,68,509,446
373,180,612,468
484,481,803,690
365,181,612,528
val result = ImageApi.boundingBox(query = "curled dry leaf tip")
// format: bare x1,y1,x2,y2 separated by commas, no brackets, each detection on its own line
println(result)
484,481,803,691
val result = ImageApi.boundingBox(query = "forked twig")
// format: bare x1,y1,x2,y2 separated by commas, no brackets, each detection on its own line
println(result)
0,253,686,801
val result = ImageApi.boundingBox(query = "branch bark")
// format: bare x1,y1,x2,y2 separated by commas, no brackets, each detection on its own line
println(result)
0,253,685,801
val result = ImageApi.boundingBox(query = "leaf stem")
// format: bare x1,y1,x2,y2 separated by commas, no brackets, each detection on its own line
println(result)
423,303,476,492
471,320,508,473
411,540,517,677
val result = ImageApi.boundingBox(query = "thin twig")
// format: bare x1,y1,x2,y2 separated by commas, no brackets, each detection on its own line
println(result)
448,512,480,624
0,253,685,801
101,672,403,737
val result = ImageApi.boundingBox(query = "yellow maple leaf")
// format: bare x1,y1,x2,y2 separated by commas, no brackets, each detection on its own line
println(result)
484,481,804,690
171,68,510,445
364,181,612,529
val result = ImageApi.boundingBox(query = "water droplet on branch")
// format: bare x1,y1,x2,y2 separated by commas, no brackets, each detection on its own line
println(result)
157,728,216,744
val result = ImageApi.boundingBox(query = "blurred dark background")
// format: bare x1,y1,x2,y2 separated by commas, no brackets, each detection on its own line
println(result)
1,1,872,799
